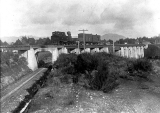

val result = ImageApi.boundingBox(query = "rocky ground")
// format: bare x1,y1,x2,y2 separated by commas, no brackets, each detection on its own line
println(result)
27,60,160,113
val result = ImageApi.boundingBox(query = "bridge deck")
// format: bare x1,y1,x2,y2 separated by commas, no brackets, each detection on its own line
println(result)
1,44,159,51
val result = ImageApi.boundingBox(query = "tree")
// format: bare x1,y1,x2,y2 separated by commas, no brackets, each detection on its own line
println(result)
21,36,28,45
28,38,35,45
0,40,3,46
44,37,51,45
14,39,23,45
3,41,9,46
36,38,44,45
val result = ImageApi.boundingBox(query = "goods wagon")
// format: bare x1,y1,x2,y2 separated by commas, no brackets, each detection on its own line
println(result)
51,31,101,45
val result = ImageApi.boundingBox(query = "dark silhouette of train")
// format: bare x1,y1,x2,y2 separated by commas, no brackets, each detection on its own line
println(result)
51,31,101,45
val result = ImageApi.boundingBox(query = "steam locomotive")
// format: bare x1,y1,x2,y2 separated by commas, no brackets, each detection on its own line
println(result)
51,31,101,45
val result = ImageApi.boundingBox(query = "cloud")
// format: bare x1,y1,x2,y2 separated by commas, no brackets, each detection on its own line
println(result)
1,0,159,40
100,0,153,31
20,0,60,25
62,3,101,26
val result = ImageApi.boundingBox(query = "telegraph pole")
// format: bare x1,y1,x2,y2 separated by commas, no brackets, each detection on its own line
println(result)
79,29,88,51
113,40,115,54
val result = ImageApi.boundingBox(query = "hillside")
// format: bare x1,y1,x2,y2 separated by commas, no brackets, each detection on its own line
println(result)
101,33,126,41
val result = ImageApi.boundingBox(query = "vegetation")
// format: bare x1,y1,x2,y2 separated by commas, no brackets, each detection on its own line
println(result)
144,45,160,59
115,35,160,44
127,58,152,80
0,39,9,46
0,51,32,89
13,36,52,46
52,52,153,93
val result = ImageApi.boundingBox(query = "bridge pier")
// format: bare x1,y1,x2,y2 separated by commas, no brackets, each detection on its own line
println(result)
140,46,144,58
19,49,38,71
51,48,59,63
128,47,133,58
84,48,91,53
70,48,80,54
120,47,125,57
123,47,129,58
27,48,38,70
91,48,99,53
59,47,68,54
100,47,109,53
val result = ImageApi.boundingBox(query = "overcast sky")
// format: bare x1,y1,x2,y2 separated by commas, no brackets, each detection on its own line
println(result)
0,0,160,43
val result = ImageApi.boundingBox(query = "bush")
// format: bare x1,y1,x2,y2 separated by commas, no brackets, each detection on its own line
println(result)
127,58,152,79
51,52,154,93
1,52,31,89
144,45,160,59
89,61,109,90
75,53,98,74
101,77,119,93
53,53,77,69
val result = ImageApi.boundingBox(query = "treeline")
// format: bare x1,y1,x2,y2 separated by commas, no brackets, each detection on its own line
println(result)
0,40,9,46
107,35,160,44
0,36,52,46
1,35,160,46
13,36,52,45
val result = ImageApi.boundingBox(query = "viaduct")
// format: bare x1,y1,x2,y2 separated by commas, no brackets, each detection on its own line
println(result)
0,44,146,71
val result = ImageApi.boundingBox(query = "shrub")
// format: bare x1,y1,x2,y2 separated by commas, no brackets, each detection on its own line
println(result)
89,61,109,90
101,77,119,93
127,58,152,79
144,45,160,59
53,53,77,69
75,53,98,74
51,52,154,93
1,52,31,89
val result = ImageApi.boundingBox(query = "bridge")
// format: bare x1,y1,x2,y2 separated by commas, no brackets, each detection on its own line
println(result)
0,44,147,70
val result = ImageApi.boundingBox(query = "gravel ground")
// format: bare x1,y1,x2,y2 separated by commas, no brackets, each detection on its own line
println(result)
1,90,28,113
27,81,160,113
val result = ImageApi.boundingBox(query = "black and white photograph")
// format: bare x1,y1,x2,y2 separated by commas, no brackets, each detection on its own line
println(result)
0,0,160,113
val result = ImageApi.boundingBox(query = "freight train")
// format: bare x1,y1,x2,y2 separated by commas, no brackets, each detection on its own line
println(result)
51,31,101,45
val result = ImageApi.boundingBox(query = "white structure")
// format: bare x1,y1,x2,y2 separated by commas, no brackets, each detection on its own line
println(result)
116,46,144,59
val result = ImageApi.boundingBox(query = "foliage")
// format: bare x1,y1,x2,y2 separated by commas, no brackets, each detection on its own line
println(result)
51,52,153,93
144,45,160,59
75,53,98,74
53,53,77,75
21,36,29,45
54,53,77,69
127,59,152,79
14,39,23,45
0,51,31,89
90,61,109,90
0,40,9,46
115,36,160,44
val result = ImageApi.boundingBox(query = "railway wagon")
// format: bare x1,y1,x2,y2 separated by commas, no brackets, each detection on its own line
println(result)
78,33,101,44
51,31,101,45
